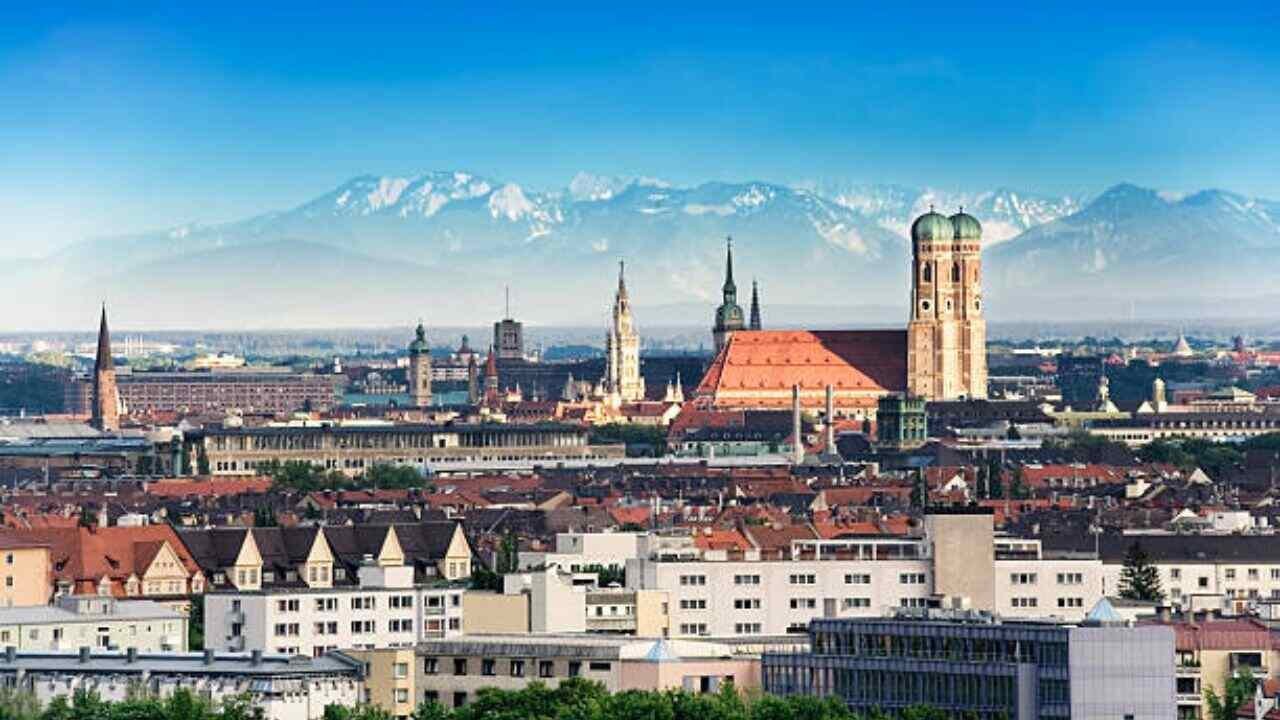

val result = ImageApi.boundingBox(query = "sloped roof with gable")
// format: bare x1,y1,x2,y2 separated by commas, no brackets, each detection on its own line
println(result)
694,330,907,410
0,525,200,597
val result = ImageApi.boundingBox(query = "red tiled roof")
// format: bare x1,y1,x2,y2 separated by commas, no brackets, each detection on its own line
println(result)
694,330,907,410
691,528,752,552
147,479,272,498
607,507,651,527
0,525,199,597
1169,618,1276,652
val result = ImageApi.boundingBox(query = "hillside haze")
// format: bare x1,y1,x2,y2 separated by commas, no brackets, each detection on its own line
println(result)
3,173,1275,330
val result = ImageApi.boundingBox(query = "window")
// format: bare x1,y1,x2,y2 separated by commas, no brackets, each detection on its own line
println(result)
1057,597,1084,608
844,574,871,585
679,575,707,587
679,623,707,635
1171,569,1182,580
1248,568,1260,580
950,262,960,283
733,598,761,610
734,623,762,635
423,657,439,675
1226,569,1237,580
789,574,816,585
394,689,409,704
1199,577,1210,589
588,662,612,672
453,659,467,676
733,575,760,585
510,660,525,678
1011,597,1038,608
1056,573,1083,585
275,599,300,612
350,620,375,634
790,598,816,610
922,265,932,283
389,619,414,633
843,597,870,609
390,595,414,609
394,663,408,679
351,597,376,611
900,573,927,585
568,661,582,678
1010,573,1037,585
481,659,495,676
679,599,707,610
453,693,466,708
539,661,554,678
314,598,337,612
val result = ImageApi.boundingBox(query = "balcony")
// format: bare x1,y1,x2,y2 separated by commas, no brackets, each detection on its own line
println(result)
227,610,245,624
423,606,445,616
1175,664,1201,677
1175,693,1202,705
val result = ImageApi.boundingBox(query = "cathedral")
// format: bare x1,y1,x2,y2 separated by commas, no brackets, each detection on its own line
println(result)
696,210,987,418
602,261,645,404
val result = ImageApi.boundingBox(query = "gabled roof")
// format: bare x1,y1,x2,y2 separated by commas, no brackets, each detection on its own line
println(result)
694,330,907,410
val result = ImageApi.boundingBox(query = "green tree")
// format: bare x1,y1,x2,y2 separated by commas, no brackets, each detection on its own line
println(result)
1205,668,1257,720
364,464,425,490
1118,541,1165,603
188,595,205,651
252,506,278,527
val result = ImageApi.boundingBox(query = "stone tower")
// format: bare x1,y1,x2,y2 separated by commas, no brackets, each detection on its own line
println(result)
604,261,645,403
91,306,120,432
906,208,987,400
407,321,432,408
712,237,746,352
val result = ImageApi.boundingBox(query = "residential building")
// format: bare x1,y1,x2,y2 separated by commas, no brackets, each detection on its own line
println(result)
517,531,646,574
415,635,759,709
0,647,362,720
0,595,186,652
764,603,1175,719
346,648,418,720
0,536,51,607
188,524,471,657
1156,617,1278,719
69,369,342,418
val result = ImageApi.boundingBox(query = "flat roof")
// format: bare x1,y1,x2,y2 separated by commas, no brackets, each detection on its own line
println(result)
0,649,361,677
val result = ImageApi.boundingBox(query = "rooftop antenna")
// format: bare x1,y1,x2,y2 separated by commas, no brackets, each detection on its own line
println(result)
504,286,510,320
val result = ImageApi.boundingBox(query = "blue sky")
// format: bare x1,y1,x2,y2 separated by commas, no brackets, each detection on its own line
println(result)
2,1,1278,257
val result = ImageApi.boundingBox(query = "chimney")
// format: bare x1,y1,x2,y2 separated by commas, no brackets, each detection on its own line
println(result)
791,384,804,465
825,384,835,454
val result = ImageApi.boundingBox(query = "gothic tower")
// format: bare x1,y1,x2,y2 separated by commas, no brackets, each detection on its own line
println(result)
749,278,762,331
906,208,987,400
407,321,432,408
712,237,746,352
91,306,120,432
604,261,645,403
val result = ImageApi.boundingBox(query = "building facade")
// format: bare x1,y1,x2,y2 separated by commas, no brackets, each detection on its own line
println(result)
185,422,623,476
0,595,187,652
0,648,362,720
906,209,987,401
764,612,1174,720
72,370,342,417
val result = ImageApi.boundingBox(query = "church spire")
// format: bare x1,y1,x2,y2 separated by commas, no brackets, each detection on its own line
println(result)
95,305,112,374
91,305,120,432
722,237,737,301
749,279,762,330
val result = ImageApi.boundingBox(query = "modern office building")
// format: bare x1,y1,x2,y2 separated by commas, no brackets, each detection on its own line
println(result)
763,604,1175,719
67,369,342,417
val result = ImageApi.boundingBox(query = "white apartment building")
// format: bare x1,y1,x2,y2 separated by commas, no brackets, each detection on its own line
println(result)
0,595,187,652
628,537,936,638
205,561,464,657
0,647,361,720
518,531,646,574
994,537,1107,621
1098,534,1280,615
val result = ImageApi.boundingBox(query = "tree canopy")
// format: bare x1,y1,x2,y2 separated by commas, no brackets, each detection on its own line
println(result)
1118,541,1165,604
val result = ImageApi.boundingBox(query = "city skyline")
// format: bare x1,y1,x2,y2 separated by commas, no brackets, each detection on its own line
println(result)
3,2,1279,257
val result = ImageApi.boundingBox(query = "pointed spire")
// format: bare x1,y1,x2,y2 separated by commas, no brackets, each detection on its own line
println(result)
94,304,112,374
749,278,762,331
722,237,737,296
617,259,628,299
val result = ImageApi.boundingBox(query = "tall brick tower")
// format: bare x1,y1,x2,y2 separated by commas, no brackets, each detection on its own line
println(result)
906,208,987,400
91,306,120,431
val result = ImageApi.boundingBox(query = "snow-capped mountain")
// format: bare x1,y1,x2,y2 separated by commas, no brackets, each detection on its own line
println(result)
5,172,1274,329
813,183,1083,244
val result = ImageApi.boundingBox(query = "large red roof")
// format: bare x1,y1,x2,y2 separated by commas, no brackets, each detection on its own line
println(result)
695,330,906,410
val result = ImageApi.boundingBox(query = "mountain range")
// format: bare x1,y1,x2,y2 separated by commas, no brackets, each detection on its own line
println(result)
3,172,1277,330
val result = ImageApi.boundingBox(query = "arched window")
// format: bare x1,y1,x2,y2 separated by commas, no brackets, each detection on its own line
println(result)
922,264,932,283
951,262,960,283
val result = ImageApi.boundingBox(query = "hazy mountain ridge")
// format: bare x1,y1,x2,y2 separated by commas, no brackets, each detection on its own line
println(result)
5,174,1278,329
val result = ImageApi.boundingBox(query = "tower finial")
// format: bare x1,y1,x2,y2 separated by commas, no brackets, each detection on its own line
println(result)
504,286,510,319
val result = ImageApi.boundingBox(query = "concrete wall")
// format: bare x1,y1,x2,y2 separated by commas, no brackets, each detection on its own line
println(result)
0,547,50,607
348,648,417,719
462,592,528,634
924,511,994,610
620,658,761,693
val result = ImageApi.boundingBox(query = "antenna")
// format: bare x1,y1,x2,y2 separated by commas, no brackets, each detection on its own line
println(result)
504,286,510,320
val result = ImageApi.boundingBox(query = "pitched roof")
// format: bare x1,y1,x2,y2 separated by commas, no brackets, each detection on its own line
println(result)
0,525,200,597
694,330,906,410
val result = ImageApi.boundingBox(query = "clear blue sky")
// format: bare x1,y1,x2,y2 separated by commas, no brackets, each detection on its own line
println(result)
2,1,1278,257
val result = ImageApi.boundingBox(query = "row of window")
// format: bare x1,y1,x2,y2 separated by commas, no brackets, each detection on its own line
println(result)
423,657,611,677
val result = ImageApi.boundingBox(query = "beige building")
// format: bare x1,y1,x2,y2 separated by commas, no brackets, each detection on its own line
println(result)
416,635,759,709
602,262,644,404
348,648,419,720
0,538,50,608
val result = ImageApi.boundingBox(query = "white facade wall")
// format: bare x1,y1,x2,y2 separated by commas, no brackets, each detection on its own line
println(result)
518,532,644,573
1101,558,1280,611
205,586,464,657
994,557,1107,621
26,672,358,720
628,557,933,637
